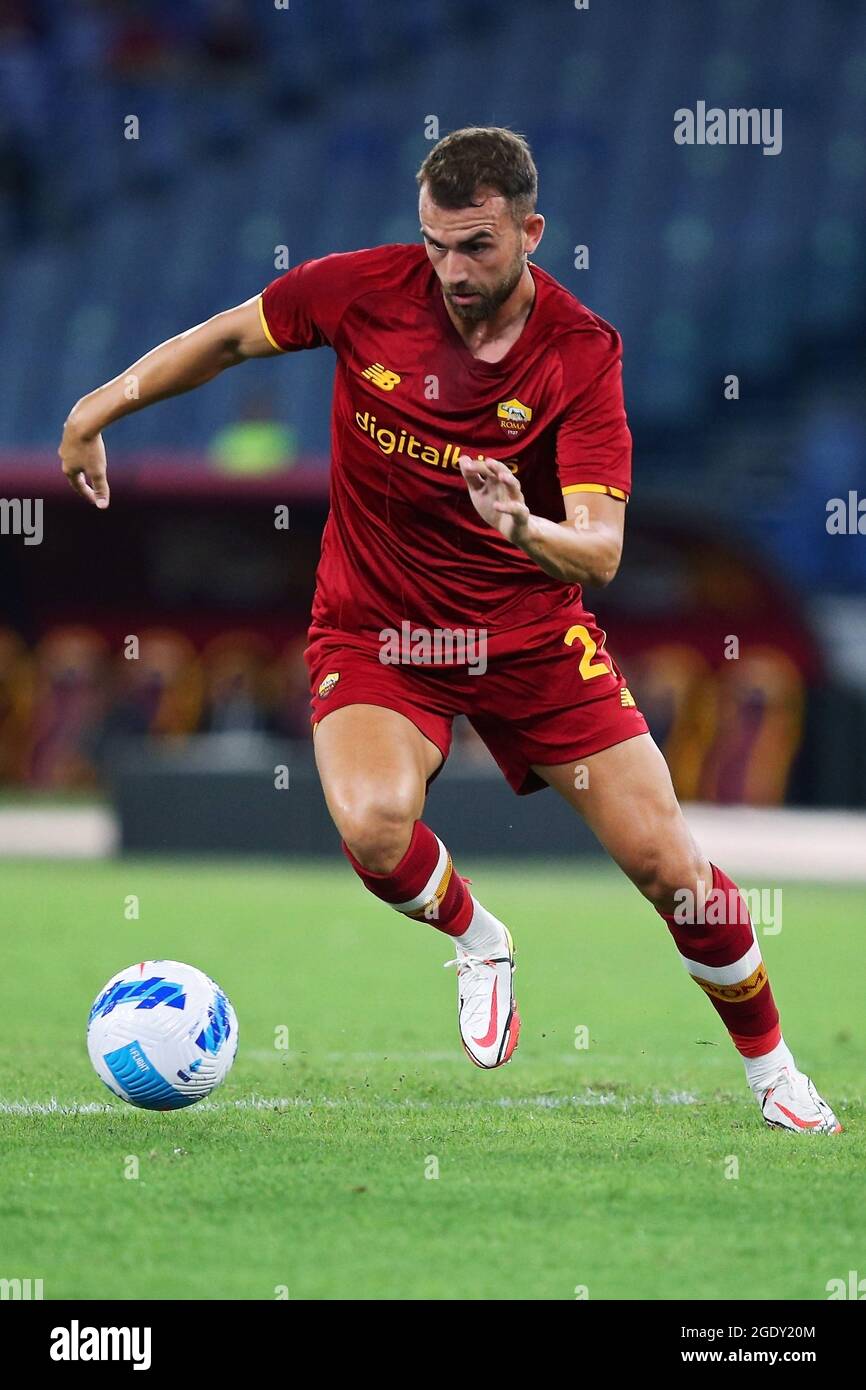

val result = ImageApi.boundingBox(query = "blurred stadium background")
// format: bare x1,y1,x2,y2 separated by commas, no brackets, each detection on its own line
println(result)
1,0,865,865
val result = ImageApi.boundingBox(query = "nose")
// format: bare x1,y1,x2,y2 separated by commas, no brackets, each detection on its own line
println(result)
442,250,472,284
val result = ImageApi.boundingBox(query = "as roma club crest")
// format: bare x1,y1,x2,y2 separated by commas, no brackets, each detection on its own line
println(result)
497,397,533,437
318,672,340,698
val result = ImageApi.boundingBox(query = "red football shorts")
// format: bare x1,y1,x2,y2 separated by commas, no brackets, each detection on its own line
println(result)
305,610,648,796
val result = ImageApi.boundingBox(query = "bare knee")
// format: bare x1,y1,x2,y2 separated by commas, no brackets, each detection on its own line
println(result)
629,834,710,914
335,789,419,874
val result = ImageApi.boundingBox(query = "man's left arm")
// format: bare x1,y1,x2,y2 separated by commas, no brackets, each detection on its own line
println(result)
461,323,631,586
458,457,625,587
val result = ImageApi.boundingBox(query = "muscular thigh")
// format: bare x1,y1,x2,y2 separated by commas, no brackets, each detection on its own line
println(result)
314,704,443,863
532,732,709,905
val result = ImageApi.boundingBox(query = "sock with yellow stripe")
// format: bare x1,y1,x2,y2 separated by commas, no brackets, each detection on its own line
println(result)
342,820,506,953
657,863,784,1075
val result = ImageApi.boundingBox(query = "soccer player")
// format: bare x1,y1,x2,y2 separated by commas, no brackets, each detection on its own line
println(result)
59,127,839,1133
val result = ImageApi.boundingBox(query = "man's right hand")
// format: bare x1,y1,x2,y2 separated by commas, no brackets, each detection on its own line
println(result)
59,424,110,509
56,294,281,508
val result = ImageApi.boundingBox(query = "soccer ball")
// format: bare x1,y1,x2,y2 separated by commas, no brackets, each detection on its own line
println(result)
87,960,238,1110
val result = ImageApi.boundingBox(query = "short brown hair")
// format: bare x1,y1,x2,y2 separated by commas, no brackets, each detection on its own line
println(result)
416,126,538,223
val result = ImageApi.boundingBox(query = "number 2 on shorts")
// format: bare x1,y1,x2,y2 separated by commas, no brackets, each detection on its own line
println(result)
564,624,611,680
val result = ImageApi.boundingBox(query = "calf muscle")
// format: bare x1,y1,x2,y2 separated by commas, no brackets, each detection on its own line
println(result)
533,733,712,911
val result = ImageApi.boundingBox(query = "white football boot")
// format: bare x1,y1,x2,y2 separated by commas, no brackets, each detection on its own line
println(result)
760,1065,842,1134
444,926,520,1069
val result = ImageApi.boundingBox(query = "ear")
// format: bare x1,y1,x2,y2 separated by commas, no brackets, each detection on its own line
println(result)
523,212,545,256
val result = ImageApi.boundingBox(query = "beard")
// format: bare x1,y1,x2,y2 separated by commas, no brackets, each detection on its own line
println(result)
444,248,527,322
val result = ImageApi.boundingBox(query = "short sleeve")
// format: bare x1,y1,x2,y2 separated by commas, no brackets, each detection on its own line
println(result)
259,253,357,353
555,328,632,502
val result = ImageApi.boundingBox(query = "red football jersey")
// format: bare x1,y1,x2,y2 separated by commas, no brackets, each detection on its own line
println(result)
260,244,631,647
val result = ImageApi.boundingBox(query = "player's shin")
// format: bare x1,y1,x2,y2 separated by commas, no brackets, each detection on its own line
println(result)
659,864,840,1131
342,819,504,951
657,863,792,1085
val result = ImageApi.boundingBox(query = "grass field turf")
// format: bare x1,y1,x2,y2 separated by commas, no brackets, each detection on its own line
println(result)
1,858,863,1301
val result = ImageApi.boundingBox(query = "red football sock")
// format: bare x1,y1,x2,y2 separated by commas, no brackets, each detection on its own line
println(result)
657,863,781,1058
342,820,473,937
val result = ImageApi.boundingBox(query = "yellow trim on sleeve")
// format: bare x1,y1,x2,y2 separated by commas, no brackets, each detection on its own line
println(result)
257,294,285,353
562,483,628,501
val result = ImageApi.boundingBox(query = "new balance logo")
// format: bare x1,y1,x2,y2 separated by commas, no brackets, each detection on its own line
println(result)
361,362,402,391
620,688,636,708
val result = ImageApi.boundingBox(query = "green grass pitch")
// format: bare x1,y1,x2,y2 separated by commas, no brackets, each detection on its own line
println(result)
1,858,863,1301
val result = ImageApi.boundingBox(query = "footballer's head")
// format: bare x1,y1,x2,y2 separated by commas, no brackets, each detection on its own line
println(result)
416,126,544,323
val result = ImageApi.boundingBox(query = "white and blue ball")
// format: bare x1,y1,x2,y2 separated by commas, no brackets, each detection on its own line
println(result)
87,960,238,1110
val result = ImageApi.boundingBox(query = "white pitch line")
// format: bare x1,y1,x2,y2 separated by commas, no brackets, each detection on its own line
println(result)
245,1049,666,1065
245,1048,528,1063
0,1089,710,1117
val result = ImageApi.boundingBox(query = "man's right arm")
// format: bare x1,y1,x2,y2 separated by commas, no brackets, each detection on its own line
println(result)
59,295,279,508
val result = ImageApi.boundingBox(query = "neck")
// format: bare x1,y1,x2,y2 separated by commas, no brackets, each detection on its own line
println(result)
443,262,536,349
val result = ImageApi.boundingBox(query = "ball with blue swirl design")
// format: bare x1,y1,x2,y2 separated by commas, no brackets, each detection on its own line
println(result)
87,960,238,1109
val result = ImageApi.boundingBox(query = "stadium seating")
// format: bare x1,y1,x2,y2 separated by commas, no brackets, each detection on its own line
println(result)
1,0,864,468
